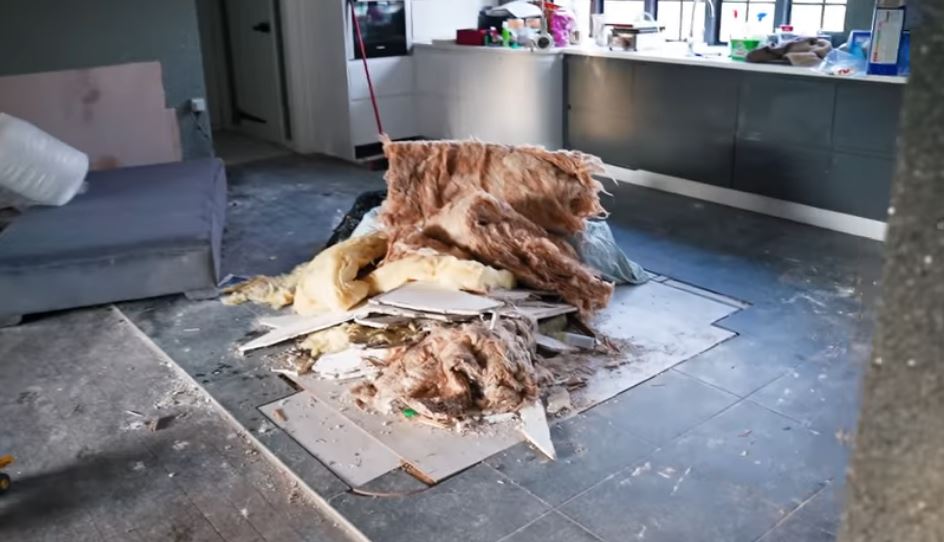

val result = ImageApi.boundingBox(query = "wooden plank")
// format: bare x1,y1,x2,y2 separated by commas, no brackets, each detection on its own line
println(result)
519,401,556,460
259,393,401,487
373,282,503,315
239,310,359,353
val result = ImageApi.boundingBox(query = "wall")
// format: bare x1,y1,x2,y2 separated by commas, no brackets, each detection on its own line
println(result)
0,0,212,160
844,0,874,31
411,0,496,43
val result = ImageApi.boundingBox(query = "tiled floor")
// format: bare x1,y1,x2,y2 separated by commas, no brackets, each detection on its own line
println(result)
5,154,880,541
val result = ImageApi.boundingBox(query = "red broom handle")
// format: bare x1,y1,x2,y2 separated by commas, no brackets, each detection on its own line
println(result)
350,1,385,136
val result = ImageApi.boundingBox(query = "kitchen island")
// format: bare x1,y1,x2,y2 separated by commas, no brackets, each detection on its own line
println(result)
413,41,905,237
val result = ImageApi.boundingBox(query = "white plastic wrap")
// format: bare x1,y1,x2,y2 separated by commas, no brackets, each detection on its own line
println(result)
0,113,89,206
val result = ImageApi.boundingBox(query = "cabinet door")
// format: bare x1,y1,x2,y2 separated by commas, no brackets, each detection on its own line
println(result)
631,62,740,187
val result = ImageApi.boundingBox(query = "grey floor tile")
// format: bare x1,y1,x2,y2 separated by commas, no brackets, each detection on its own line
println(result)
749,355,865,436
560,452,784,542
588,369,740,444
756,515,835,542
661,400,848,510
486,409,655,506
675,335,803,397
330,464,550,542
500,511,603,542
787,482,845,536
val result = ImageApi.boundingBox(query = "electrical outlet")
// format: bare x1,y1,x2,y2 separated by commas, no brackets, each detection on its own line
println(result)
190,98,208,113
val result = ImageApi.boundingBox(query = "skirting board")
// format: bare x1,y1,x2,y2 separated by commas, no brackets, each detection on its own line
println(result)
604,164,887,242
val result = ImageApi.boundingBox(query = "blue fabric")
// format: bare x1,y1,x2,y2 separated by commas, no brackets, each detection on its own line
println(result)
0,159,226,318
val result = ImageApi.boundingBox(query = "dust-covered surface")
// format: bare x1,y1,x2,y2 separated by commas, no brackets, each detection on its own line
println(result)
115,152,882,542
0,306,353,542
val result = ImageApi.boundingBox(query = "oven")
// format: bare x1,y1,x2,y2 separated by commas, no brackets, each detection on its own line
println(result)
351,0,408,59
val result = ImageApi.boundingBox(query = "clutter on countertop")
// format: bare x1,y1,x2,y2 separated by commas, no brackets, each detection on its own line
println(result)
746,36,833,66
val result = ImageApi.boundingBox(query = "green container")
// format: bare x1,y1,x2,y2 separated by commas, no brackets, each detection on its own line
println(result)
730,38,762,61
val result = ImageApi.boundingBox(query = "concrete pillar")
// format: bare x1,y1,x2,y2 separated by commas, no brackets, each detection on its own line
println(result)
839,4,944,541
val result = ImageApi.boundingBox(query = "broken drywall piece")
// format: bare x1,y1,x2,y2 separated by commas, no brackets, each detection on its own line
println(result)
536,334,578,353
545,388,572,415
519,401,556,460
257,313,317,329
353,314,412,329
561,332,596,350
484,289,545,302
373,282,504,315
313,348,383,380
259,393,401,487
504,302,577,321
239,310,361,353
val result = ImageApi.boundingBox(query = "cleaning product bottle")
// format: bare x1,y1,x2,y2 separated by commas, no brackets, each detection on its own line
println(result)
868,0,907,75
730,9,763,61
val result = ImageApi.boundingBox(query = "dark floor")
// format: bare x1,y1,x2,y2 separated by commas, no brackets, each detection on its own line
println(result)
7,152,882,541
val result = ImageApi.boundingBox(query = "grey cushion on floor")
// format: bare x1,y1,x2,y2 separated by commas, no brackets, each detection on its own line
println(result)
0,159,226,318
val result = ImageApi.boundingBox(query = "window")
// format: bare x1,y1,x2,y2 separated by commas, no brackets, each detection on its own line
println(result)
602,0,647,23
790,0,847,34
601,0,847,45
718,0,775,42
658,0,706,41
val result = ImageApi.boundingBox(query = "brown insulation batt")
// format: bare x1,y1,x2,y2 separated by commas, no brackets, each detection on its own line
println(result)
380,139,607,237
392,192,614,314
352,319,543,421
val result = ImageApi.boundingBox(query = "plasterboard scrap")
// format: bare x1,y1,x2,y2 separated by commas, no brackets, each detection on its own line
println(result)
545,388,572,415
313,348,385,380
374,282,504,315
293,374,522,483
259,393,401,487
353,314,412,329
365,302,465,322
257,313,311,329
561,332,597,350
487,289,552,302
536,334,577,353
502,302,577,321
240,310,361,353
519,401,556,460
595,282,740,335
662,279,751,310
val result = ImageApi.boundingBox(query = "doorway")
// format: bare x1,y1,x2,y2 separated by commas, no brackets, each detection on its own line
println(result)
196,0,291,151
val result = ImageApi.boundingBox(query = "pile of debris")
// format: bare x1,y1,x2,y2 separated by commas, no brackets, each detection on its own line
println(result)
224,139,640,433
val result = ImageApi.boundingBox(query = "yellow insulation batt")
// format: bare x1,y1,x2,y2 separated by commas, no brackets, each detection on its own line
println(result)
366,248,515,295
293,232,389,314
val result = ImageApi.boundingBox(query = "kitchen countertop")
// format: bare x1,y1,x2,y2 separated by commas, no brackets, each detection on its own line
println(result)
414,41,908,85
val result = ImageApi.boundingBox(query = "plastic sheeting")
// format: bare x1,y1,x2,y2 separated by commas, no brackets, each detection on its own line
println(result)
0,113,88,206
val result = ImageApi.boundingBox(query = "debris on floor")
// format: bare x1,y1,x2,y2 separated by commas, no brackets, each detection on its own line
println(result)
222,139,649,480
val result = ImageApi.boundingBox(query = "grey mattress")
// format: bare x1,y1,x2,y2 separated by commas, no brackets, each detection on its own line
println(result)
0,159,226,318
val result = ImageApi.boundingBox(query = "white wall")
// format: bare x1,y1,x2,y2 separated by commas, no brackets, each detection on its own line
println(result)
411,0,496,43
414,46,563,149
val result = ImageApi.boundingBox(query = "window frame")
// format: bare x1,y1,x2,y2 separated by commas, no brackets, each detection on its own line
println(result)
600,0,842,45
